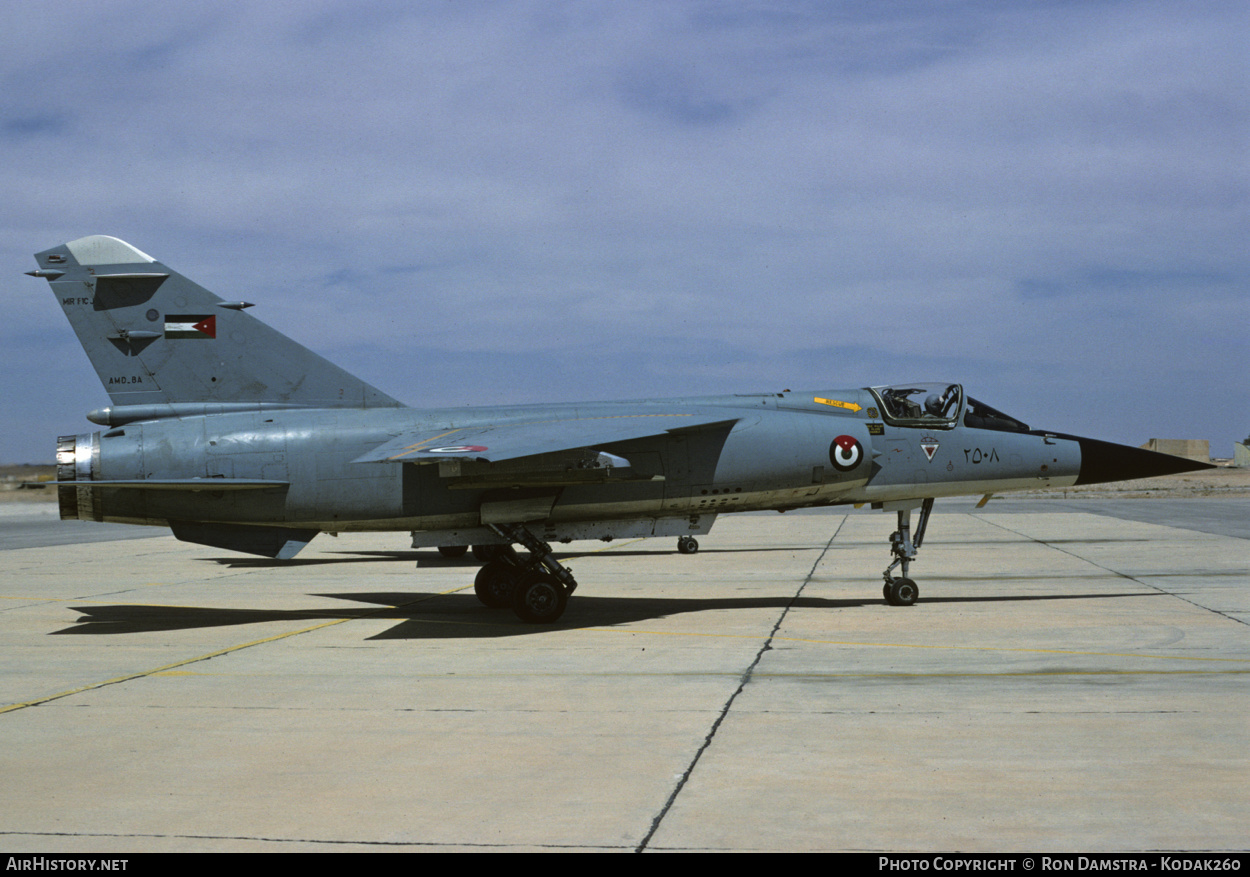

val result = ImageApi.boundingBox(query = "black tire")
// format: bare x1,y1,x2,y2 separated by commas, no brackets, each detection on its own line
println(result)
677,536,699,555
885,577,919,607
474,558,518,608
438,545,468,559
511,571,568,623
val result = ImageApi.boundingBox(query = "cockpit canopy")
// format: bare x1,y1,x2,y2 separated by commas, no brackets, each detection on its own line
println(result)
962,396,1030,433
868,383,1031,433
870,383,964,427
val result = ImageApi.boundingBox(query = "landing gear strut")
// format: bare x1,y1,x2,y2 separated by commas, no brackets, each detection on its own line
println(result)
882,497,934,607
471,524,578,623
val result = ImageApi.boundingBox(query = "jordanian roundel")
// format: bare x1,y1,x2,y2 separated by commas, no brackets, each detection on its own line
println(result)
830,435,863,471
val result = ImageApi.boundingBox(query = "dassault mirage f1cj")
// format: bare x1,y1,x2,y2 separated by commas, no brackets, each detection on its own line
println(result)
29,236,1211,623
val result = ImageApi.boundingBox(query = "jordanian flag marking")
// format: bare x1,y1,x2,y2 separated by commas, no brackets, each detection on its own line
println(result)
165,314,216,339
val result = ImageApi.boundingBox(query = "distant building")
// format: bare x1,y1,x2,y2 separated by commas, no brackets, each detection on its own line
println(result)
1235,438,1250,468
1139,439,1210,463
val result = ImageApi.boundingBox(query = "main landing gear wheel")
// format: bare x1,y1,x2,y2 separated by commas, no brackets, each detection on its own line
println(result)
512,571,568,624
469,524,579,623
474,557,518,608
438,544,468,558
677,536,699,555
883,577,919,607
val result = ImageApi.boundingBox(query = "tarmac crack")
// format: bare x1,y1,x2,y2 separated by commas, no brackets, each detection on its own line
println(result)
977,516,1248,628
634,518,846,853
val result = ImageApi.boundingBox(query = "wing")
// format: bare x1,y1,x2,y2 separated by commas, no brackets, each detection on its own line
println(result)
353,412,739,465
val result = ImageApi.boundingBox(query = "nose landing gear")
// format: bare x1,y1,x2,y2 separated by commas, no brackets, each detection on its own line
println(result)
882,497,933,607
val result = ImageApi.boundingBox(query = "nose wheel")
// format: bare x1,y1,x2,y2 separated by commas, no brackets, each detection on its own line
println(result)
882,498,933,607
883,576,919,607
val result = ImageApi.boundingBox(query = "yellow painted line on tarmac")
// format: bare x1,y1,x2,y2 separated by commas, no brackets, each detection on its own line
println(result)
0,584,473,715
771,633,1250,663
0,620,346,714
580,626,1250,665
741,668,1250,679
562,538,648,559
0,541,648,711
118,668,1242,680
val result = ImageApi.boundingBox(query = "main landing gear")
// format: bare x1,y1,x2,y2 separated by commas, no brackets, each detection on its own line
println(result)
882,497,934,607
472,524,578,623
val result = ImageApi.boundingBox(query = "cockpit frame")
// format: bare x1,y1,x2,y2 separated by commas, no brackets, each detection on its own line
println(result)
868,383,965,430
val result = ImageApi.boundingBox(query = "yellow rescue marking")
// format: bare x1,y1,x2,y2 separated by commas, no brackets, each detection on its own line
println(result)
814,397,862,413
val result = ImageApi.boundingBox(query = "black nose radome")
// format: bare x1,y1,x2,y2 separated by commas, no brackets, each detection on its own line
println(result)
1073,436,1215,486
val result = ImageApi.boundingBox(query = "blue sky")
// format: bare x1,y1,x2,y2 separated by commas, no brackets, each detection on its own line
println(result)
2,0,1246,462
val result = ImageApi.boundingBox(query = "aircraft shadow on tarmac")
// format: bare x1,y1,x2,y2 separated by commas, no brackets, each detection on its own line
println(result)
199,535,1165,570
200,545,812,569
51,589,1159,640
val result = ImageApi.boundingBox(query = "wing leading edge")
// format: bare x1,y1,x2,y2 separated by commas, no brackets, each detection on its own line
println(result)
353,413,740,465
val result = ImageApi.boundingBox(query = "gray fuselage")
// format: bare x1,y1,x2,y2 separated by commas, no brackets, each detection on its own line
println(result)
64,387,1080,533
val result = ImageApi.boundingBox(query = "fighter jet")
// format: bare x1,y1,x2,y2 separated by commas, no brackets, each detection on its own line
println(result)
29,235,1212,622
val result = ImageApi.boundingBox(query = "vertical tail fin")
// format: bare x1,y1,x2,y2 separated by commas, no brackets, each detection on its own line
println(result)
30,236,402,421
